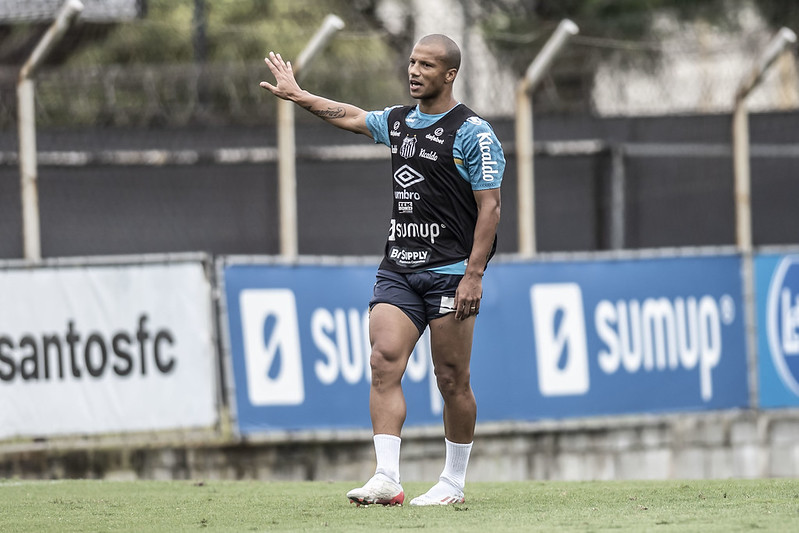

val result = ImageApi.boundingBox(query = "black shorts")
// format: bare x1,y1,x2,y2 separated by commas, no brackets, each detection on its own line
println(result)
369,269,463,334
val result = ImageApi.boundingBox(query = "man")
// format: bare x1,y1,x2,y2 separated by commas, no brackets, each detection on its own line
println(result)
260,34,504,506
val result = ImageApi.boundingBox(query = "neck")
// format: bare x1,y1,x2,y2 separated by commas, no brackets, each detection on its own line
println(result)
417,95,458,115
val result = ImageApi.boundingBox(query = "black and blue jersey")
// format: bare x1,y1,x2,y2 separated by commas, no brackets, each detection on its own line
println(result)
365,104,505,274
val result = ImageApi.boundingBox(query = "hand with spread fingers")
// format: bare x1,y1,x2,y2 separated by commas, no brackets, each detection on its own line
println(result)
259,51,371,135
260,51,302,102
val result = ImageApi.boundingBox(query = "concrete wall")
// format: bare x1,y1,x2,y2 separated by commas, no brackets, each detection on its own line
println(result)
3,409,798,482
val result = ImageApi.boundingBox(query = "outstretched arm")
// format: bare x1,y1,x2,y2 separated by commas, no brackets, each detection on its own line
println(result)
260,51,372,138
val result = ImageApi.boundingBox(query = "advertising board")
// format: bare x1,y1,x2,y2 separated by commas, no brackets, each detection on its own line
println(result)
755,253,799,408
222,254,750,435
0,261,218,440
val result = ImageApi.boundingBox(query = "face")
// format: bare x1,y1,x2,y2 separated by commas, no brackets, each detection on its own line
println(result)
407,41,455,100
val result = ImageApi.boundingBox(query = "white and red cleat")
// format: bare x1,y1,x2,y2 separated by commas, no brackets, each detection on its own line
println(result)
347,474,405,507
409,481,465,506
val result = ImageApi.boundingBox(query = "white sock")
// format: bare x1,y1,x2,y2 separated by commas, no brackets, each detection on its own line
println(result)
373,434,401,484
439,439,472,491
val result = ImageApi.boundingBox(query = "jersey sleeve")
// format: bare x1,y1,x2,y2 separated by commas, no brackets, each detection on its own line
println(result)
454,118,505,191
365,106,401,147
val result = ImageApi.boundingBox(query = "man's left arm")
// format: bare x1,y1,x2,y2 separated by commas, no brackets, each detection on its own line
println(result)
454,188,501,320
453,119,504,320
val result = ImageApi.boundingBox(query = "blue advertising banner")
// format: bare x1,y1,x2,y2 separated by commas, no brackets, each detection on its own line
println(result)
222,262,442,435
222,254,750,436
755,253,799,408
474,255,749,421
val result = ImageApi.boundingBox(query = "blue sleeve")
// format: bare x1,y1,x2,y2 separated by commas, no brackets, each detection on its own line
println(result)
454,117,505,191
365,106,401,147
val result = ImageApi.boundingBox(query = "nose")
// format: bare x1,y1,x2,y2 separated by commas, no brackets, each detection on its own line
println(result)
408,62,419,77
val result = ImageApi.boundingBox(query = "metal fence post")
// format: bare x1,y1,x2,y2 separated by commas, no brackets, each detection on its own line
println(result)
276,14,345,260
610,145,626,250
17,0,84,261
732,27,797,410
516,19,578,257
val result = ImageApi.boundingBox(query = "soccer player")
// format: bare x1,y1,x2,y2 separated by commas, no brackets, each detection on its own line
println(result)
260,34,504,506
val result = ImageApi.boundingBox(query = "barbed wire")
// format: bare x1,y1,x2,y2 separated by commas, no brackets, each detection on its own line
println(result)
0,7,797,129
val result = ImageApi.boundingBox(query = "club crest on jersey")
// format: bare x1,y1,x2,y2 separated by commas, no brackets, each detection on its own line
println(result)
400,135,417,159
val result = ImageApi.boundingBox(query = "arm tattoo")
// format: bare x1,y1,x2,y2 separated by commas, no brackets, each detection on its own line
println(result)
305,105,346,119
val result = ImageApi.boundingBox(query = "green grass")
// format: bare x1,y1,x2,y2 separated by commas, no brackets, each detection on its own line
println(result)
1,479,798,532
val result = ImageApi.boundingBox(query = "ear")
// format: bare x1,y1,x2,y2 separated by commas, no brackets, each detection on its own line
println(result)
445,68,458,84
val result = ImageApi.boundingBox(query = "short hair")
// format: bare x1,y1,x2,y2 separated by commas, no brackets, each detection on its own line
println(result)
417,34,461,71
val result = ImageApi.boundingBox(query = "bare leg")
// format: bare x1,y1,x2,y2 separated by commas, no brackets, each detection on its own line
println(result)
407,313,476,506
347,304,420,505
429,313,476,443
368,303,421,436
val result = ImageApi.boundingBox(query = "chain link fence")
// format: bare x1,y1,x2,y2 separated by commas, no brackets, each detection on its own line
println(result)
0,0,142,23
0,0,797,260
0,0,797,130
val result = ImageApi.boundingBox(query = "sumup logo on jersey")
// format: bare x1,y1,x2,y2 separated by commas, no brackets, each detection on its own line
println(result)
766,256,799,395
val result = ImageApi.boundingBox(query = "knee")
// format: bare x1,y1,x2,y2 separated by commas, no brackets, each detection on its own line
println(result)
434,363,470,398
369,345,403,386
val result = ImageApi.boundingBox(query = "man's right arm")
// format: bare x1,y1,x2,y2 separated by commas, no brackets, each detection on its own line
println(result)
260,51,372,138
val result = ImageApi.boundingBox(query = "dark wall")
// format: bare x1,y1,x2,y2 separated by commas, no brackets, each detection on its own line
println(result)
0,165,22,258
0,111,797,259
38,164,278,257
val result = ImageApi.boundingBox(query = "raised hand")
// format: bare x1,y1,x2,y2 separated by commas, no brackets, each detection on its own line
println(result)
257,51,371,137
259,51,303,101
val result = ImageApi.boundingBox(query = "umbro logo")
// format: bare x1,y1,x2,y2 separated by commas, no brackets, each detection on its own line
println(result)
394,165,425,188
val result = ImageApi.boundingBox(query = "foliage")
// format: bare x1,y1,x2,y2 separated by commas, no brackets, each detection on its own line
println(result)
13,0,406,127
64,0,362,65
478,0,799,77
3,0,796,127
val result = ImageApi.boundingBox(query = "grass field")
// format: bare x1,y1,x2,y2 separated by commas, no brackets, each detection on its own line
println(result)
1,478,798,532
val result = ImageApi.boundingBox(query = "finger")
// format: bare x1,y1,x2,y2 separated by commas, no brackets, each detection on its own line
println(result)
259,81,275,91
264,56,279,75
267,52,287,71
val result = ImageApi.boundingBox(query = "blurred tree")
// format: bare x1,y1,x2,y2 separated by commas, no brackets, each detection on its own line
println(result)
62,0,389,66
476,0,799,75
3,0,795,127
56,0,407,124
